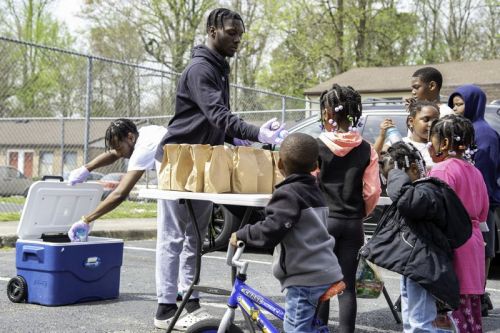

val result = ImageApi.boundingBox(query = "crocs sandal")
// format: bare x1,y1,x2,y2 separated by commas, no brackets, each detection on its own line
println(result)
174,308,214,331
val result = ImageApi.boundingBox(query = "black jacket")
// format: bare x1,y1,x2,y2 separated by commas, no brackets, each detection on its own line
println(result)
360,169,472,310
317,139,371,219
155,45,259,161
236,173,343,289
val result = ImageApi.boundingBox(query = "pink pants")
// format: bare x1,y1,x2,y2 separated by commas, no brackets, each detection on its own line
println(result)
451,295,482,333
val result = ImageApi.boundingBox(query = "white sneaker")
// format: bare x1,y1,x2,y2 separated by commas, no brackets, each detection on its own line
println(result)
174,308,214,331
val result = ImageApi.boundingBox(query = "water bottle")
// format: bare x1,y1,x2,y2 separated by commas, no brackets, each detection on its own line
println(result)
385,127,403,145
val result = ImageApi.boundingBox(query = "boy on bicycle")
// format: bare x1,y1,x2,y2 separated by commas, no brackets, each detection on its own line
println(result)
230,132,343,332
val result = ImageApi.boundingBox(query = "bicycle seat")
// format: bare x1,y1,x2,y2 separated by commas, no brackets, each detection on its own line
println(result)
319,281,346,302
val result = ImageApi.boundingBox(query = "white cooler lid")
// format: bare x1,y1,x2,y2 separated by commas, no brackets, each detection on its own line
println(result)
17,181,103,240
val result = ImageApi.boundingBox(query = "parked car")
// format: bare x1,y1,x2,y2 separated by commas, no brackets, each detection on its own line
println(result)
0,166,33,197
206,103,500,251
97,173,125,200
129,171,158,201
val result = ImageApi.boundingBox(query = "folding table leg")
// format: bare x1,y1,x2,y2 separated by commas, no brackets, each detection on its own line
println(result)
382,286,402,324
166,199,202,333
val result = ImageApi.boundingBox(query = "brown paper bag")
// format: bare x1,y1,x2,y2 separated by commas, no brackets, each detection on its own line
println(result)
272,151,284,189
185,144,212,192
158,144,179,190
171,144,193,191
204,145,233,193
254,148,273,194
232,146,258,194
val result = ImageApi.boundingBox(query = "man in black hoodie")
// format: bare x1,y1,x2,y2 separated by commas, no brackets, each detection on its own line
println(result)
153,8,287,330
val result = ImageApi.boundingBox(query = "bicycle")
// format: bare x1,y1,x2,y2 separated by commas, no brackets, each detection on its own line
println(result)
187,241,346,333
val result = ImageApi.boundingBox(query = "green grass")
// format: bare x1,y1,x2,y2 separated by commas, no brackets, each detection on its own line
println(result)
0,198,157,221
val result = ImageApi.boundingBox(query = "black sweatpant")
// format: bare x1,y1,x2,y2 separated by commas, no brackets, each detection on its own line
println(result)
318,217,364,333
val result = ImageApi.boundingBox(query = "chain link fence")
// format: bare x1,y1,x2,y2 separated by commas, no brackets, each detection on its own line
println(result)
0,36,319,214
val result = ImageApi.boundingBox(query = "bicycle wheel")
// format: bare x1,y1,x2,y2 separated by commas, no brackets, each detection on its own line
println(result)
186,318,244,333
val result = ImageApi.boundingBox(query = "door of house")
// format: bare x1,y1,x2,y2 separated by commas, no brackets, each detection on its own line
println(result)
8,150,34,178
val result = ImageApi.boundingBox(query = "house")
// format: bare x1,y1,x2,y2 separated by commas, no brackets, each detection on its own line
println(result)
304,59,500,103
0,119,126,179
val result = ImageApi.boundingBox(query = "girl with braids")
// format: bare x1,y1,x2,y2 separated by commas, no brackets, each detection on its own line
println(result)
428,114,489,332
361,141,472,332
316,84,381,333
449,85,499,316
374,100,440,171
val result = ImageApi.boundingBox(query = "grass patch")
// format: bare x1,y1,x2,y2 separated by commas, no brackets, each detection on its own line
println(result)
0,198,157,222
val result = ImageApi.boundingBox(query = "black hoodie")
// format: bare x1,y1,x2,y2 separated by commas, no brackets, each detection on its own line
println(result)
155,45,260,161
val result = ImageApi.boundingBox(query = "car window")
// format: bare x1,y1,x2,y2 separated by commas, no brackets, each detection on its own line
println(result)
361,114,408,144
101,173,123,181
290,119,322,138
485,106,500,134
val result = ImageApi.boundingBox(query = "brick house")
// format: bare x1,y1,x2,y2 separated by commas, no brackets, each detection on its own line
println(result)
0,119,123,179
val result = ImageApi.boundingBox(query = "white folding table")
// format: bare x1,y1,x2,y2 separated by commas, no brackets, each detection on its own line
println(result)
139,189,271,332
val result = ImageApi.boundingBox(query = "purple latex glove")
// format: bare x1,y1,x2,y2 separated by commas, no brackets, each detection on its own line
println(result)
233,138,253,146
68,220,90,242
275,129,289,144
257,118,287,145
68,166,90,185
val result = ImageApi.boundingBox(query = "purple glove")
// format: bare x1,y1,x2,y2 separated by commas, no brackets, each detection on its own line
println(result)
233,138,253,146
68,220,90,242
257,118,287,145
68,166,90,185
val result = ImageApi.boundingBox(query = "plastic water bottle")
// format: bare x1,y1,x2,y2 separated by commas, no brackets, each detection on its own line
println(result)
385,127,403,145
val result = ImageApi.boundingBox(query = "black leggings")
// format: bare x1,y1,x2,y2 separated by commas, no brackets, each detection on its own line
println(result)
318,217,364,333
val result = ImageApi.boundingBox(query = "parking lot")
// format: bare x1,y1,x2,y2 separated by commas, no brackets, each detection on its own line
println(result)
1,239,500,332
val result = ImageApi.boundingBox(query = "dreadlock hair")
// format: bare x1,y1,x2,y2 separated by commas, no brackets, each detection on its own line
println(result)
319,84,363,131
279,133,318,174
406,99,440,130
412,67,443,90
104,118,138,151
387,141,426,178
206,8,245,33
429,114,476,161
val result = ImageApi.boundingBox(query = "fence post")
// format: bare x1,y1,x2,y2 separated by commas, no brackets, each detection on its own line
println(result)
281,96,286,124
60,117,65,177
84,56,93,164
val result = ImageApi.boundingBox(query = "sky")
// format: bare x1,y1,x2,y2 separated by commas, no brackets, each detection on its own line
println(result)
51,0,86,35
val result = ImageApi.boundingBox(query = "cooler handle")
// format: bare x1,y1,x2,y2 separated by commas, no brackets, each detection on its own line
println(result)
42,175,64,182
22,245,45,263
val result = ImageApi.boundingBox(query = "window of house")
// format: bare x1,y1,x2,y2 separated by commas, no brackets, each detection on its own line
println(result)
39,152,54,176
63,152,77,175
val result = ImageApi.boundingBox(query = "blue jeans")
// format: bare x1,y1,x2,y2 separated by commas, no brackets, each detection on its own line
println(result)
400,276,438,333
284,284,330,333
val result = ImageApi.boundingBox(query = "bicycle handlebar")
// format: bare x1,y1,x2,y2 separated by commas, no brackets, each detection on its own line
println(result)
226,241,248,274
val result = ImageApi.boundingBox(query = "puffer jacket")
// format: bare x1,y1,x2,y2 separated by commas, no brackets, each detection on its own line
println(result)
359,169,472,310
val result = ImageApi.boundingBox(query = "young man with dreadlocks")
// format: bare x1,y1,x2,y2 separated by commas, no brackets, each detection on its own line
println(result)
150,8,287,330
361,141,472,332
428,114,489,332
315,84,381,333
67,119,166,241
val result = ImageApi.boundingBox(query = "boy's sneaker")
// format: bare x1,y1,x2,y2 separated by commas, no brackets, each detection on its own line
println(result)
154,303,186,330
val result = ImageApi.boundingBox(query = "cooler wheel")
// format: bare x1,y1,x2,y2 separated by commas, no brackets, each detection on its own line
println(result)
7,275,27,303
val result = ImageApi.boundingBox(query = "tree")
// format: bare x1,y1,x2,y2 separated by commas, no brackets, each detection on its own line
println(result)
0,0,76,117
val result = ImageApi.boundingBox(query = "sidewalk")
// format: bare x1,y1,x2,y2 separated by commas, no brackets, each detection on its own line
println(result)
0,218,157,247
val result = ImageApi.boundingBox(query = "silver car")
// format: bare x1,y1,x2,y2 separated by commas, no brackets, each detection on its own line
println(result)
0,166,32,197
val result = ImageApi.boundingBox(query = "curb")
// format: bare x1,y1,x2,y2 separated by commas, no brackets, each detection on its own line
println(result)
0,230,157,248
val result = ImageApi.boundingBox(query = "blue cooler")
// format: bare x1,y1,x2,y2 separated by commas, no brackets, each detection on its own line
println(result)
7,180,124,306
